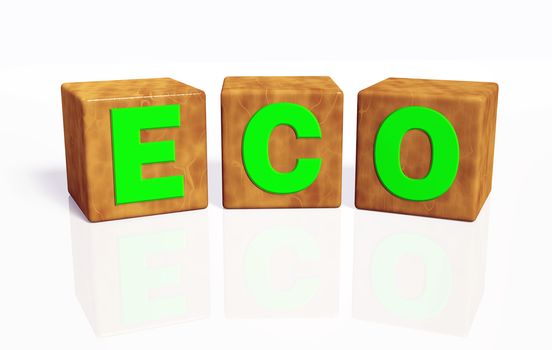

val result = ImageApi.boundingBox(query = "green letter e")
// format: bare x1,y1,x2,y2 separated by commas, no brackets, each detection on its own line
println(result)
111,104,184,205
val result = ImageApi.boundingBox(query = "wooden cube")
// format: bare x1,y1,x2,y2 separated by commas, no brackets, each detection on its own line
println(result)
61,78,208,222
355,78,498,221
221,76,343,208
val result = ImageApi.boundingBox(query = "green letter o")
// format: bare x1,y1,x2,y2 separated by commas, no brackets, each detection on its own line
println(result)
374,106,460,201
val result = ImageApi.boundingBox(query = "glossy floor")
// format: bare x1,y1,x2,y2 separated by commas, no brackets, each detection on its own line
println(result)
69,200,489,336
1,59,550,350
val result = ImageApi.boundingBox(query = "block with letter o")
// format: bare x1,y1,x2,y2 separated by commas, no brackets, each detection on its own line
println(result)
355,78,498,221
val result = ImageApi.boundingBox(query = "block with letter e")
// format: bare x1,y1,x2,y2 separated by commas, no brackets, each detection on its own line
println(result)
355,78,498,221
221,76,344,208
61,78,208,222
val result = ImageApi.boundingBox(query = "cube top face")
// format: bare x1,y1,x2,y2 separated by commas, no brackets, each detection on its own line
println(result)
360,77,498,100
223,76,342,92
355,78,498,221
62,78,203,101
221,76,344,208
62,78,208,222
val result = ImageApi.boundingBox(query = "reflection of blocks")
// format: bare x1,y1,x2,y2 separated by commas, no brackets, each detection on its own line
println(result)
61,78,208,222
224,209,340,317
353,208,489,335
355,78,498,221
69,199,209,335
221,76,343,208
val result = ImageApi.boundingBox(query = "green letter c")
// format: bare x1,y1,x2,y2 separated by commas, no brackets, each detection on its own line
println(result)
242,102,322,194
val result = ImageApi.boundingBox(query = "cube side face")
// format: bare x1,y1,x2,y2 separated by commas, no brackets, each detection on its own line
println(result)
61,87,90,216
476,86,499,211
221,79,343,208
355,79,497,221
64,79,208,222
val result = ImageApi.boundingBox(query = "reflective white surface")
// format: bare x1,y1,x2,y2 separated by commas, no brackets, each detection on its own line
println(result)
224,209,340,318
69,201,490,336
353,207,489,335
1,58,551,349
69,199,209,335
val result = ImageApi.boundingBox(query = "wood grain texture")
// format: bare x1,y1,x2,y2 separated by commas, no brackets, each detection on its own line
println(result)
61,78,208,222
355,78,498,221
221,76,343,208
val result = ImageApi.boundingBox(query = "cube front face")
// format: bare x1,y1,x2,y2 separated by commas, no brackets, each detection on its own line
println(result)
221,77,344,208
62,78,208,222
355,78,498,221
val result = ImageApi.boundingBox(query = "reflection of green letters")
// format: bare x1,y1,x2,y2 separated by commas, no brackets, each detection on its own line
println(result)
242,102,322,194
371,233,452,320
374,106,459,201
245,228,320,310
119,231,186,325
111,104,183,205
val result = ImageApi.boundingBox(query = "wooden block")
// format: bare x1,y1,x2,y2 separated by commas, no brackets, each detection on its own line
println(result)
355,78,498,221
61,78,208,222
221,76,344,208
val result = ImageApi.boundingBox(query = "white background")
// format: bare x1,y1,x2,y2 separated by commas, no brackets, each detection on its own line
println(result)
1,0,551,349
